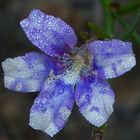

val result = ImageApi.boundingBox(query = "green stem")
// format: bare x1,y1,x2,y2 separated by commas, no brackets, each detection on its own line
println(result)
121,8,140,39
100,0,114,38
114,12,140,45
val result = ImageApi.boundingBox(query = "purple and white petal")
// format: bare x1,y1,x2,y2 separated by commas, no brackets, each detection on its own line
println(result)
87,39,136,79
75,72,115,127
20,9,77,57
29,79,74,137
2,52,53,92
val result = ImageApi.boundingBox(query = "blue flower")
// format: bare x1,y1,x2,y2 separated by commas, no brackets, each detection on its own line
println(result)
2,9,136,137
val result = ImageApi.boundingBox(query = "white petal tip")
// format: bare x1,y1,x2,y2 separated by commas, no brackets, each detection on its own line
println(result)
29,112,59,137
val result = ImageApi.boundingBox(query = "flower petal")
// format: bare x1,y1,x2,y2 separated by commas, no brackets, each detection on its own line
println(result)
2,52,54,92
87,39,136,79
75,72,115,127
29,79,74,137
20,9,77,57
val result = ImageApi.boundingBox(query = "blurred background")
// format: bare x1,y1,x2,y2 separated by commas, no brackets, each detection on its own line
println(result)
0,0,140,140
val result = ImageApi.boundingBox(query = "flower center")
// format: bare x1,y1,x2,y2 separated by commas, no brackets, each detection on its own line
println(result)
47,47,90,85
59,46,90,85
60,57,84,85
72,46,90,66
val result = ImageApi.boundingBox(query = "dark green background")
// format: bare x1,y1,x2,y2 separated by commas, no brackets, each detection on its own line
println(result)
0,0,140,140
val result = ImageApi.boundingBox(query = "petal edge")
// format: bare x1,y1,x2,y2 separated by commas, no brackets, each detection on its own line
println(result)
29,79,74,137
2,52,51,92
20,9,77,57
75,73,115,126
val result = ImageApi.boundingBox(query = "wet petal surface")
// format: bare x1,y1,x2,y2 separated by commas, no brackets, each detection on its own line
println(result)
2,52,52,92
75,72,115,127
30,79,74,137
20,9,77,57
87,39,136,78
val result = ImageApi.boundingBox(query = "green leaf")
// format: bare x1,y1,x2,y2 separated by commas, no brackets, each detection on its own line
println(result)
100,0,112,8
117,1,140,15
88,22,110,39
79,31,91,41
